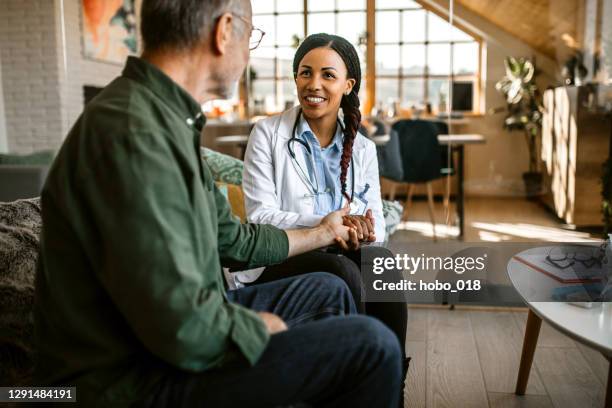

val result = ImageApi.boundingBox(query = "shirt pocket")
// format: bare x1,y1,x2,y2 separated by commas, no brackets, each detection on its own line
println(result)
295,194,315,214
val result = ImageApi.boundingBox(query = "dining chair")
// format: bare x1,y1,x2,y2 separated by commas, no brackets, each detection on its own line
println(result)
379,119,451,241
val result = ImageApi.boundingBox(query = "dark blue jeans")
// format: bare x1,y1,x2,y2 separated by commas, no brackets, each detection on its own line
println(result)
142,272,402,408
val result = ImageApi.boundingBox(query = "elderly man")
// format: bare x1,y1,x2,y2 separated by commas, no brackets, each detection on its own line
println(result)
34,1,401,407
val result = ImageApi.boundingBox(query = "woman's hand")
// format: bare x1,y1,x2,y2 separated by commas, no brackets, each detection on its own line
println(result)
342,209,376,243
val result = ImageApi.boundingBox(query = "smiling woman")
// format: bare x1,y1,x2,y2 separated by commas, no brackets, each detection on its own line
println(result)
241,34,410,405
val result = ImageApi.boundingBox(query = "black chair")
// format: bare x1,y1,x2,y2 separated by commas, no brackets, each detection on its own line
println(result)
379,119,451,241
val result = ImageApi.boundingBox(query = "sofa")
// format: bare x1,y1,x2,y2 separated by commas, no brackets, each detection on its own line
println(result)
0,151,55,202
0,148,403,386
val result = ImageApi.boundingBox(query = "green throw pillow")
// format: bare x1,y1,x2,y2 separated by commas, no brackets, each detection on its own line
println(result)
200,147,244,185
382,199,403,239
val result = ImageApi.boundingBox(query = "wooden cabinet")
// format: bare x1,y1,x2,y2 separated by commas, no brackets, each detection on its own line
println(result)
541,86,611,226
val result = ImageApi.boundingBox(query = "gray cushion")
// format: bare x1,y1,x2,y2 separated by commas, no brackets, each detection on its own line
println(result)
0,150,54,166
0,198,41,385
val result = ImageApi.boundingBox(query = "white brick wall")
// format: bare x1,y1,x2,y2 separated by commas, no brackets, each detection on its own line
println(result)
58,0,124,135
0,0,130,153
0,0,62,153
0,52,8,152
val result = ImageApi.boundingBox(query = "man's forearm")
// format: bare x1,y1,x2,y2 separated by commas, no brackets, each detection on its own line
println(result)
285,225,335,258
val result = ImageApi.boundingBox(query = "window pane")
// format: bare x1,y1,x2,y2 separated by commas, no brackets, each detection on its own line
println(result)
253,15,275,47
427,79,449,110
427,43,451,75
357,45,367,72
308,0,334,12
308,12,335,35
402,78,424,106
428,13,473,42
277,14,304,45
338,0,366,10
427,13,452,42
358,79,366,104
402,10,425,42
277,47,295,80
276,0,303,13
280,80,298,111
402,44,425,75
252,0,274,14
376,78,400,105
337,12,366,45
376,0,420,9
376,11,399,43
453,42,479,75
376,45,400,75
252,79,276,113
249,47,275,78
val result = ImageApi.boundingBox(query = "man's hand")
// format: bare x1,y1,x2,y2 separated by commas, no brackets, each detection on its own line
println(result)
319,206,352,243
257,312,287,334
285,207,357,257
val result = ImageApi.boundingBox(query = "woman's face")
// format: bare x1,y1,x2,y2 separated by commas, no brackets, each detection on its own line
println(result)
295,47,355,122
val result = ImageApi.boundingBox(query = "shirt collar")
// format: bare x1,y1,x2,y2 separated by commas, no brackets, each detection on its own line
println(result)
297,114,343,151
121,56,206,132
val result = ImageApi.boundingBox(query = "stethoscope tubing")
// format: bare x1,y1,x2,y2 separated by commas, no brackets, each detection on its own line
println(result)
287,109,355,202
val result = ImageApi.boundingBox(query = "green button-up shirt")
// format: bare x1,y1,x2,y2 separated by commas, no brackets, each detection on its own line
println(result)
34,56,289,406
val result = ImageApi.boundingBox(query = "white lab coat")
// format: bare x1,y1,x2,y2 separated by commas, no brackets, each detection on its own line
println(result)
243,106,386,241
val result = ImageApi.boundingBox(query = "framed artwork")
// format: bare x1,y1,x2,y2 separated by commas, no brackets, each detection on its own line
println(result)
81,0,138,64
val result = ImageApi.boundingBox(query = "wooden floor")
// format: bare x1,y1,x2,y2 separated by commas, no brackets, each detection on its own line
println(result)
391,197,609,407
388,196,600,244
403,306,609,408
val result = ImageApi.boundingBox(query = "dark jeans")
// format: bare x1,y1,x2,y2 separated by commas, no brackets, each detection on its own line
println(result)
142,273,402,408
255,246,408,361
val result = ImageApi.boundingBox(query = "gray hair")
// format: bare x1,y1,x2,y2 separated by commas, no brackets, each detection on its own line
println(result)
141,0,246,52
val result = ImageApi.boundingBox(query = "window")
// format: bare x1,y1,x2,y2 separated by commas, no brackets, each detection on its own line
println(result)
307,0,367,102
250,1,305,114
374,0,480,113
247,0,481,115
250,0,367,113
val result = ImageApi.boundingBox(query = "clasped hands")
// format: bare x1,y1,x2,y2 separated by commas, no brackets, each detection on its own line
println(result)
320,206,376,251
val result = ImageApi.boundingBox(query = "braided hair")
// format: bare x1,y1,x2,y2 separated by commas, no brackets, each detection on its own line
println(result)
292,33,362,203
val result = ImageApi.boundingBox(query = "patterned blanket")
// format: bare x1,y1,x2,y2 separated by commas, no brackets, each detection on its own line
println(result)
0,198,41,385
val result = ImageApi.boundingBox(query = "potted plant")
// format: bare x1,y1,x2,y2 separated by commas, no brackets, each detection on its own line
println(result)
495,57,544,198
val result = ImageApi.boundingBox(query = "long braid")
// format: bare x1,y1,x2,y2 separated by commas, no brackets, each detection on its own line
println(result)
340,91,361,202
293,33,362,203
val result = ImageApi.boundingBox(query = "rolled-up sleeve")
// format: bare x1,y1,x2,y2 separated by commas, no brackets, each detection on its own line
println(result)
214,180,289,268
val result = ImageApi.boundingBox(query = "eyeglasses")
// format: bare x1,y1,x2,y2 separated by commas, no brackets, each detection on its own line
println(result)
546,245,608,270
232,14,266,50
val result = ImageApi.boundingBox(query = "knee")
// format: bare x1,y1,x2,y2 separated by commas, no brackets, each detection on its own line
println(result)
352,316,401,358
299,272,357,314
361,246,394,262
324,254,361,278
343,316,402,376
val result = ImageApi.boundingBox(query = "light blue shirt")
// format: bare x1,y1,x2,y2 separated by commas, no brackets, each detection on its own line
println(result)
296,116,344,216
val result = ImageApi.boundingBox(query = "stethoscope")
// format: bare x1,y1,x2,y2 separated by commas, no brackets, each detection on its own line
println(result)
287,109,355,203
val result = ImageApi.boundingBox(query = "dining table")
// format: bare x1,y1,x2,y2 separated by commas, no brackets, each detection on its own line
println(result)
210,129,485,239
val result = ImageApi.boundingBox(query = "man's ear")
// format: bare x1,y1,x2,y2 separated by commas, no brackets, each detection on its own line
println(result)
211,12,233,55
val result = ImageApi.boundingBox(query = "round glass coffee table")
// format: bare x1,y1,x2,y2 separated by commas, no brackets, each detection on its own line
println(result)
507,249,612,406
